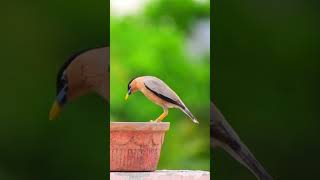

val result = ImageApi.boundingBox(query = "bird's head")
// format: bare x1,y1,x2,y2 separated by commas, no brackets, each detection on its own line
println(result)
125,77,140,100
49,47,109,120
49,49,90,120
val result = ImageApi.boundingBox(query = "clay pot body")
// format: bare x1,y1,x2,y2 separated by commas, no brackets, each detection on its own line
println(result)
110,122,170,172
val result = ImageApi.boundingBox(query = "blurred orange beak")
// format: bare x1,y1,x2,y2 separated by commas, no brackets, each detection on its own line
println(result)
49,101,61,120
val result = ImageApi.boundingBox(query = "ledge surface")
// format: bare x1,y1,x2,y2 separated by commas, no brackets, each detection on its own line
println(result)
110,122,170,131
110,170,210,180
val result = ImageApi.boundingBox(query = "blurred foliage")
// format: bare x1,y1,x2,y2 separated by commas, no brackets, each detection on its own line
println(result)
110,0,210,171
213,0,320,179
145,0,210,33
0,0,108,180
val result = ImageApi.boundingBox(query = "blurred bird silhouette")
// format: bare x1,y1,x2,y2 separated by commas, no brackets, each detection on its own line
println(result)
49,46,109,120
125,76,198,123
211,102,273,180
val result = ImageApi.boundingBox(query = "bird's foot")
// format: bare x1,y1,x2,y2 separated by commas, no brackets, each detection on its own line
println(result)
150,118,164,122
150,119,162,123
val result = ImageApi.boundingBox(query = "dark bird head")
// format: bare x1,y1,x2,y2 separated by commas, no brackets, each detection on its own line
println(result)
125,77,139,100
49,47,109,120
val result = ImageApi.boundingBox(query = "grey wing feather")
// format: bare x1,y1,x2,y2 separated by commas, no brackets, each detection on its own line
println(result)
144,76,198,123
144,76,182,106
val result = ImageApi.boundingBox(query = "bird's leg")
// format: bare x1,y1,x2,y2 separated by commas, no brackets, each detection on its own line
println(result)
155,108,168,122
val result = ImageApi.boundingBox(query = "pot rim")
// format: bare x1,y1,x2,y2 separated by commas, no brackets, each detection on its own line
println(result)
110,122,170,132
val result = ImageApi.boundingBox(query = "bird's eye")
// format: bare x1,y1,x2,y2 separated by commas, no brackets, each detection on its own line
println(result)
64,84,69,91
61,74,68,84
58,74,68,93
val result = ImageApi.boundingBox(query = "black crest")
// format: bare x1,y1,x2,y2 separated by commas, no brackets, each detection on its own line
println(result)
127,77,138,90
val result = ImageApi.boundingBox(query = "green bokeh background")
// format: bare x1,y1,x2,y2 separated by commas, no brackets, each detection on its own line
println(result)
213,0,320,179
0,0,108,180
2,0,318,179
110,0,210,171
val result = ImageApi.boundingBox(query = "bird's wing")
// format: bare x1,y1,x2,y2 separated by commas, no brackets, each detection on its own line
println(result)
211,102,273,180
143,76,183,107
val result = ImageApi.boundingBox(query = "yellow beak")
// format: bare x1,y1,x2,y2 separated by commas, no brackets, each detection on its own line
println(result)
125,93,129,101
49,101,61,120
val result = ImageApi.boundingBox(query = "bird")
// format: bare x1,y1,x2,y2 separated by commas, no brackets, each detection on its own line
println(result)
125,76,199,123
49,46,109,120
211,101,273,180
48,47,272,179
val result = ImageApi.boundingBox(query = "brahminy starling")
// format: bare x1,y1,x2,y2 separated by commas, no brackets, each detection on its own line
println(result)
49,46,109,120
125,76,198,124
211,102,273,180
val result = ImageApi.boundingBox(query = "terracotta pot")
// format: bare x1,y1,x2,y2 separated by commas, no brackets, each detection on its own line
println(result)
110,122,170,172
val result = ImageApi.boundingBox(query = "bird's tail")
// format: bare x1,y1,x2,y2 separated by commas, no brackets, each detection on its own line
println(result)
211,102,273,180
180,106,199,124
